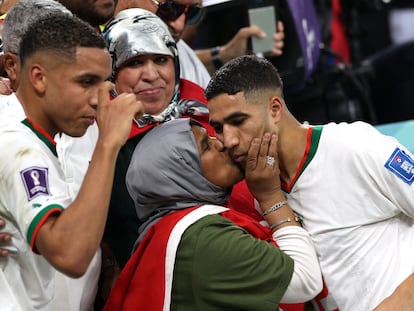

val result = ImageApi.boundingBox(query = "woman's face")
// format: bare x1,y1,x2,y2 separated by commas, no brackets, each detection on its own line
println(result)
114,53,176,115
192,124,244,188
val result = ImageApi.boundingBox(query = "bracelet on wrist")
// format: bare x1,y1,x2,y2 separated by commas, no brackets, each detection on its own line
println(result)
211,46,223,70
262,200,287,216
270,217,292,230
270,214,302,231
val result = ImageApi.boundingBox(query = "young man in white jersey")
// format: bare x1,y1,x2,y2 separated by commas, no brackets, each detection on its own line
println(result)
206,54,414,311
0,1,112,310
0,12,143,310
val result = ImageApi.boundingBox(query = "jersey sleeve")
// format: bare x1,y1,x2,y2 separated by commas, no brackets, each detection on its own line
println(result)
0,134,71,251
347,122,414,218
172,214,294,311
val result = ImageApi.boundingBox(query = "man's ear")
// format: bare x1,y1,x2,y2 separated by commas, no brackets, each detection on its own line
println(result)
3,53,19,92
28,63,47,95
269,95,283,121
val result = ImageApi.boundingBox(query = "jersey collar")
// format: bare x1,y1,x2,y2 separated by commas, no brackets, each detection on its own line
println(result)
282,125,323,192
22,118,57,157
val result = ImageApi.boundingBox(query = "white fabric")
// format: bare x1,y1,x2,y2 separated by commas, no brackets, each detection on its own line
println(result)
177,40,211,88
0,106,71,310
287,121,414,310
274,226,322,303
0,93,24,117
163,205,228,311
0,94,100,311
389,8,414,45
55,123,99,199
52,249,101,311
54,126,100,311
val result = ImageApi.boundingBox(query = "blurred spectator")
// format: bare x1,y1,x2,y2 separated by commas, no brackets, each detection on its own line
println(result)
0,0,20,95
57,0,117,28
114,0,284,87
335,0,414,124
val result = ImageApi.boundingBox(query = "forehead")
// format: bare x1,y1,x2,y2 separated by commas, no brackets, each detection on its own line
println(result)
208,92,251,119
130,53,173,60
69,46,111,77
118,54,175,71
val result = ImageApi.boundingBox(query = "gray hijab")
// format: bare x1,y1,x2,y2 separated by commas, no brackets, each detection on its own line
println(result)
126,119,230,245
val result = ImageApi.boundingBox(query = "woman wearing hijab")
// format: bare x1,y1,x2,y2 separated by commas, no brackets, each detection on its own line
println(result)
103,118,322,311
100,11,320,310
102,8,214,272
99,11,322,311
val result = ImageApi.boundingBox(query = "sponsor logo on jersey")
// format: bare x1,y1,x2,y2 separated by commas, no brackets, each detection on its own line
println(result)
385,148,414,185
20,167,50,200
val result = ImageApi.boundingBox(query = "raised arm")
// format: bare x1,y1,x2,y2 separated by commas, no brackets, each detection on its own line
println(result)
245,132,322,302
197,21,285,75
35,83,144,278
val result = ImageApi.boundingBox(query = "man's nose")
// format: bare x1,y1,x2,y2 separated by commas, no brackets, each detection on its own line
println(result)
90,88,99,109
222,128,239,149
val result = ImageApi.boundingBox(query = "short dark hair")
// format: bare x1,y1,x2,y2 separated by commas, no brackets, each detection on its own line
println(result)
19,13,107,66
205,55,284,100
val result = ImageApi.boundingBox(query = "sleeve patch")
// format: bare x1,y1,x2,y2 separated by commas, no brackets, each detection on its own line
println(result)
20,167,50,201
384,148,414,185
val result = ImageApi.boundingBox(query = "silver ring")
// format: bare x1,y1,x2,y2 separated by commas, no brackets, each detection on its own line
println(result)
266,156,275,167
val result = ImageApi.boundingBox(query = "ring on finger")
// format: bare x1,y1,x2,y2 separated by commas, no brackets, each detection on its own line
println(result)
266,156,275,167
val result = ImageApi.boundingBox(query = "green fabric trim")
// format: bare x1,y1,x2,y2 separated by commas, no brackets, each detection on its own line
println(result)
21,119,57,157
27,204,64,245
302,125,323,173
283,126,323,193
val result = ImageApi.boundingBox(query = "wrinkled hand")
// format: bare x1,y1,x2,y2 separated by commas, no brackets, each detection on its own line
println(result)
0,218,11,257
221,21,285,61
245,133,282,204
96,82,144,149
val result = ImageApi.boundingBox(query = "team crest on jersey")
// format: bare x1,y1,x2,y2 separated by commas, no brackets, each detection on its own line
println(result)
20,167,50,201
384,148,414,185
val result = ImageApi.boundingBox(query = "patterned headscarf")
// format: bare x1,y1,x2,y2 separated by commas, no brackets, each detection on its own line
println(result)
126,119,231,244
103,8,179,81
104,8,191,127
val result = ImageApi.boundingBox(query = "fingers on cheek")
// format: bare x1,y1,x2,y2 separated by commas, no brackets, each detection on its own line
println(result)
249,138,261,154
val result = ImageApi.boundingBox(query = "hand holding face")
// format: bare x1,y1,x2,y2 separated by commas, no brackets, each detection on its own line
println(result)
244,132,283,205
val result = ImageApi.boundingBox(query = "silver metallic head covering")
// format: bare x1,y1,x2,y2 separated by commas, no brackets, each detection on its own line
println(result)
103,8,178,80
